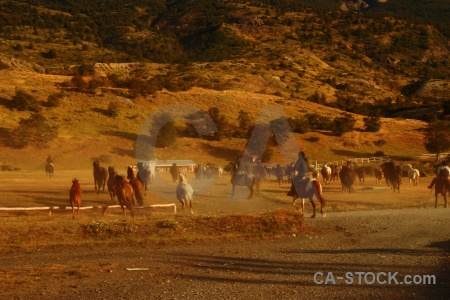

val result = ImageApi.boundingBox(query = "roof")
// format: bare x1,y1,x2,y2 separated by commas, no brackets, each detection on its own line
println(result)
155,160,197,167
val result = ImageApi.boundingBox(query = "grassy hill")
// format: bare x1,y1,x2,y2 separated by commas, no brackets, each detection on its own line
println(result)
0,0,447,171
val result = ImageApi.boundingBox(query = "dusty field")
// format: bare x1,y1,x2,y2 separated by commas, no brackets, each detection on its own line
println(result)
0,169,448,299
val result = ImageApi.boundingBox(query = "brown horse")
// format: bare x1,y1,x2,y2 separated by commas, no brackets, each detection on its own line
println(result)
291,177,326,218
381,161,401,193
93,161,108,194
433,178,448,208
356,166,365,184
115,175,135,219
374,168,383,184
127,166,144,206
339,164,355,193
45,162,54,178
69,178,82,220
107,166,117,203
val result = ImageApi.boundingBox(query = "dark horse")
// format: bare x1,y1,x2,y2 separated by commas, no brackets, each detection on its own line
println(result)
115,175,135,219
127,166,144,206
231,162,260,199
433,177,448,208
69,178,82,220
291,177,326,218
137,162,151,196
107,166,117,203
381,161,401,193
93,161,108,194
45,162,54,178
339,164,355,193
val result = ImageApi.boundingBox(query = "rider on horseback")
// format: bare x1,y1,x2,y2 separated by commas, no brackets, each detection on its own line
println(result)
46,155,53,164
427,160,450,191
287,151,310,196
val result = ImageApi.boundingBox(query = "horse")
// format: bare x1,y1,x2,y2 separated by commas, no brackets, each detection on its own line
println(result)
204,164,212,182
69,178,82,220
137,162,151,195
330,164,340,182
291,176,326,218
275,164,285,185
432,178,448,208
93,160,108,194
339,164,355,193
406,164,420,186
176,172,194,214
252,163,267,181
218,166,223,176
127,166,144,206
231,163,260,199
107,166,117,203
374,168,383,184
320,164,332,184
356,166,365,184
195,164,204,181
381,161,401,193
115,175,135,219
45,162,54,178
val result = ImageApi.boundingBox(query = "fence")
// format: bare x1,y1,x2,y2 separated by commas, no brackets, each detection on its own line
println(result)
0,204,177,216
313,156,390,170
415,153,450,161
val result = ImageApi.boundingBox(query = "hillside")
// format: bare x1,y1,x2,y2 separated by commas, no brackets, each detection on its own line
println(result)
0,0,448,170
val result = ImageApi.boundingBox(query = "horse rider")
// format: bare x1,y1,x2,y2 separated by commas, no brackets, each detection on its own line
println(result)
427,160,450,191
287,151,310,196
46,155,53,165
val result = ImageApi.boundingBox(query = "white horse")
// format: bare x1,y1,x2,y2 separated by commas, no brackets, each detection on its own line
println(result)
176,172,194,214
406,164,420,186
218,166,223,176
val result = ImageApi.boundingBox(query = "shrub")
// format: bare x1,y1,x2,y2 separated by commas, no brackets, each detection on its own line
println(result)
331,114,356,136
45,91,65,107
306,136,320,142
9,112,58,148
374,150,385,156
10,89,41,112
373,139,386,147
106,102,119,118
363,116,381,132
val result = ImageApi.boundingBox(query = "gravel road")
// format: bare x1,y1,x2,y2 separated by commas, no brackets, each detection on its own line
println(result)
1,207,449,300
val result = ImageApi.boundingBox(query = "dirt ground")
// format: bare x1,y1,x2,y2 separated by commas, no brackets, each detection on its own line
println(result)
0,169,449,299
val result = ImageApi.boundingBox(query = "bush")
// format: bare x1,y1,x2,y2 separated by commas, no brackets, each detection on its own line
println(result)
106,102,119,118
373,139,386,147
374,150,385,156
305,136,320,142
331,114,356,136
10,89,41,112
45,91,65,107
363,116,381,132
9,113,58,148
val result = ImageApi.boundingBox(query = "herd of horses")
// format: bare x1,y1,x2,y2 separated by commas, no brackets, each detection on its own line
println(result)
54,157,448,220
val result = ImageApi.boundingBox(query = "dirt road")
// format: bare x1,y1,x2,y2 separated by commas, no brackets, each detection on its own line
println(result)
1,207,448,300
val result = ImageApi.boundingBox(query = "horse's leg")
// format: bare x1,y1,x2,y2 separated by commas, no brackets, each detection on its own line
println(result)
435,193,438,208
247,184,254,199
309,198,316,218
77,201,80,219
72,205,75,220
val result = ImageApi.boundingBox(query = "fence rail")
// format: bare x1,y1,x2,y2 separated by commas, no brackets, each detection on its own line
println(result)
415,153,450,161
0,204,177,216
313,156,390,170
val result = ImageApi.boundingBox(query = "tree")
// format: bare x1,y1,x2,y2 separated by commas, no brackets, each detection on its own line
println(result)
363,115,381,132
9,113,58,148
156,121,177,148
424,121,450,161
237,110,252,138
208,107,227,140
331,114,356,136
